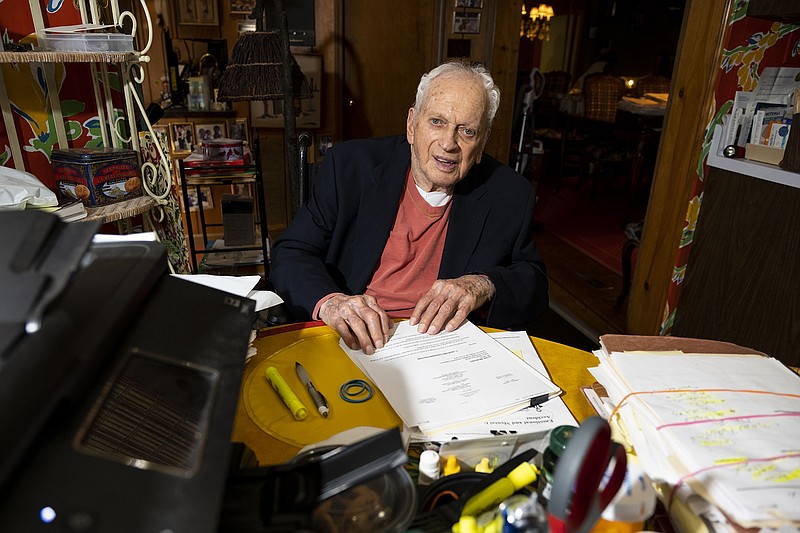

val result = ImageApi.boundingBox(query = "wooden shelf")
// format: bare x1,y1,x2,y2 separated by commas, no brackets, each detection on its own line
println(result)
162,108,236,119
746,0,800,22
0,50,139,64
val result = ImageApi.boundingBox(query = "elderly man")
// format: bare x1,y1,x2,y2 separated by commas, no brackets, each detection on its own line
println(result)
271,62,548,354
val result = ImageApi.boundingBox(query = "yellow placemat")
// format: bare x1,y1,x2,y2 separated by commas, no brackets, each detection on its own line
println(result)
233,323,598,465
243,331,402,448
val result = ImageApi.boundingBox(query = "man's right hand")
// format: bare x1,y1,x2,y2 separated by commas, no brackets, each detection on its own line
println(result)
318,294,392,355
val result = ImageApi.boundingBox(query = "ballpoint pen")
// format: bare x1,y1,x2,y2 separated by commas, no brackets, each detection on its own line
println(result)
295,362,330,417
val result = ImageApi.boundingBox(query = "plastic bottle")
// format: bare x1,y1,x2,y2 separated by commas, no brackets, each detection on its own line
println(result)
591,454,657,533
538,425,577,506
418,450,441,485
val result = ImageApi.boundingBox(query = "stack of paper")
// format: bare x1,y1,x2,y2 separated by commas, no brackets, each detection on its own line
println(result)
339,320,561,436
643,92,669,105
619,96,666,115
590,340,800,530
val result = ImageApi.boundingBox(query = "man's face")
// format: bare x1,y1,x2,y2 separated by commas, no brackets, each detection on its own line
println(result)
406,73,489,193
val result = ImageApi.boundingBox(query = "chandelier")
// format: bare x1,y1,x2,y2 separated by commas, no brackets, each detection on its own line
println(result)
520,3,554,41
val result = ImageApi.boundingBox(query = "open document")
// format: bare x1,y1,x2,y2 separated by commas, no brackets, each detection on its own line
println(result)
590,350,800,530
339,320,560,436
411,330,577,442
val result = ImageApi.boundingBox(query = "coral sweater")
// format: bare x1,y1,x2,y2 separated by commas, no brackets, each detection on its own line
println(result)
365,170,451,316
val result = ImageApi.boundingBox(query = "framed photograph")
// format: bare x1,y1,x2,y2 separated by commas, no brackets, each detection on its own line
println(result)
238,19,256,34
177,0,218,25
318,135,333,158
251,54,323,129
229,0,255,15
186,186,214,211
227,118,250,145
195,122,227,142
455,0,483,7
169,122,194,154
149,125,170,152
453,12,481,34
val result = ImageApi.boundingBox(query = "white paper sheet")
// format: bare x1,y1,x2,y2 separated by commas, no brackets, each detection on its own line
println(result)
339,320,560,434
171,274,283,311
592,352,800,528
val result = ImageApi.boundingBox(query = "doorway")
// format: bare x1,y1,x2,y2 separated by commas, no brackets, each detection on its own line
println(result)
514,0,686,336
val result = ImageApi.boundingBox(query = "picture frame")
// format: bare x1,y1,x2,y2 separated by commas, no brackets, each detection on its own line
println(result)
227,117,250,145
229,0,255,15
318,135,333,158
177,0,218,26
238,19,256,34
186,186,214,211
455,0,483,7
195,122,227,142
453,12,481,34
250,54,323,129
151,124,169,139
169,122,194,154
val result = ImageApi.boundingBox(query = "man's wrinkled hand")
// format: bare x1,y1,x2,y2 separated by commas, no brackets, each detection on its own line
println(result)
409,275,495,335
318,294,392,355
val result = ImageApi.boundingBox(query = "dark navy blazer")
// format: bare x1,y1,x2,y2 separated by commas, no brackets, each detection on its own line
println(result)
270,135,548,330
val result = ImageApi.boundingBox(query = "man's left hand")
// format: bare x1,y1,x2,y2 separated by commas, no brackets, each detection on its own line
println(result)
409,275,495,335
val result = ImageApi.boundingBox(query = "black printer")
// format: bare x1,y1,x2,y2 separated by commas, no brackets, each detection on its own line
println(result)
0,210,255,532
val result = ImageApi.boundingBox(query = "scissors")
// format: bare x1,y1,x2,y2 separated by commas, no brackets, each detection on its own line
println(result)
547,416,627,533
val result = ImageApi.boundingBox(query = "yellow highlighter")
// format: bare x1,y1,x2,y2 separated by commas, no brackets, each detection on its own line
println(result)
460,461,538,517
265,366,308,420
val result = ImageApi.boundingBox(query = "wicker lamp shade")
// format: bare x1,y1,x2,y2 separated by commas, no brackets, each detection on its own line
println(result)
216,31,311,102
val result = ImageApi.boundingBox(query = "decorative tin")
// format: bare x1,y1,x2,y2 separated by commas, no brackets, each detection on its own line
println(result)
201,138,244,161
52,148,141,207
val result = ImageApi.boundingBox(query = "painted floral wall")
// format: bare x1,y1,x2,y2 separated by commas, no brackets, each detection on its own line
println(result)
0,0,191,274
660,0,800,334
0,1,130,189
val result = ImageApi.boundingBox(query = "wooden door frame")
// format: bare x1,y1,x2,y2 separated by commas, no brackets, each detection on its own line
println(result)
627,0,732,333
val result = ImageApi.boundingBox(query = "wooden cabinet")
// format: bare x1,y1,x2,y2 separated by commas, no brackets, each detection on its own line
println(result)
673,165,800,366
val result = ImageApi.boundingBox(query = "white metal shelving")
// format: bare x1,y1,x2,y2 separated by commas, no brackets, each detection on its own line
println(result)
0,0,171,219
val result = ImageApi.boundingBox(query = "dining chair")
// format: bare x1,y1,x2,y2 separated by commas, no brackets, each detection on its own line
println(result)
535,70,571,128
636,75,670,98
583,74,626,123
561,75,633,197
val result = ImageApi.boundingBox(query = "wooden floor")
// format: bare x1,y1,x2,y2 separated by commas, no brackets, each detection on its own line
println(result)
535,228,628,337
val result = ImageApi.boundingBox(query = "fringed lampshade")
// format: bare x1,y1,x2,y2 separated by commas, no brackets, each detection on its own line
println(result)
215,0,312,219
216,31,311,102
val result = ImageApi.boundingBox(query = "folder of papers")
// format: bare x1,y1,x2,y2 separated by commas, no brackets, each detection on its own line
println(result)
589,337,800,530
339,320,561,437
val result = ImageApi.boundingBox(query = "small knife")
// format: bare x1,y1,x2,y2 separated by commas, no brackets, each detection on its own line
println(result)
295,362,329,417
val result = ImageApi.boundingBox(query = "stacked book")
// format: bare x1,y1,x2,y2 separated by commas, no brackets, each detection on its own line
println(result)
338,320,561,437
32,199,87,222
589,335,800,531
182,150,252,178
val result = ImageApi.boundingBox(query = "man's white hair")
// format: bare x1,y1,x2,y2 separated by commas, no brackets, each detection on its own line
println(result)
413,62,501,127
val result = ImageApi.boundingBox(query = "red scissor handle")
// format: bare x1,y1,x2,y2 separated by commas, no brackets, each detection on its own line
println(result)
547,417,627,533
